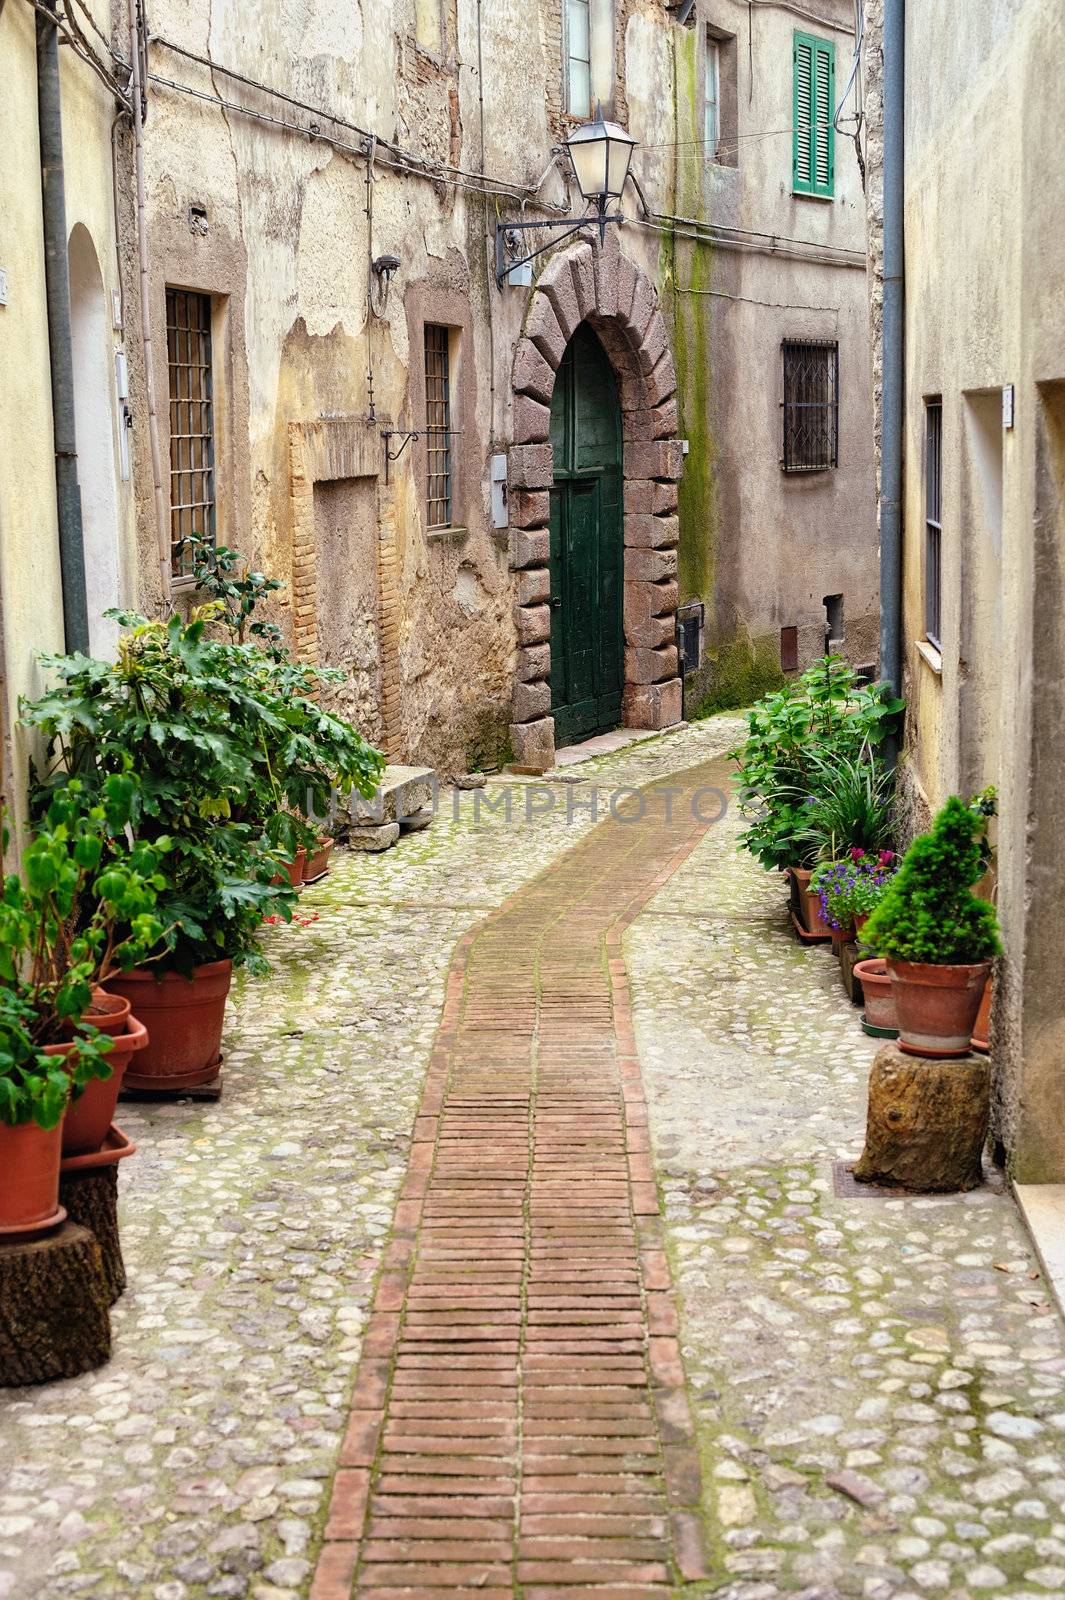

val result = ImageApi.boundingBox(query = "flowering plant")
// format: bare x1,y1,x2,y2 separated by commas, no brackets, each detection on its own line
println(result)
811,848,898,932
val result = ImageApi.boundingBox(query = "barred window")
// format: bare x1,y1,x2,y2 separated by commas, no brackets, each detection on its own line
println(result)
166,287,216,575
782,339,839,471
424,324,453,529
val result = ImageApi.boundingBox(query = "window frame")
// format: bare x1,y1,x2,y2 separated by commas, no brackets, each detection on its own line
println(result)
564,0,592,118
165,285,218,578
423,323,454,531
781,338,839,473
792,30,835,199
704,32,720,155
924,397,943,650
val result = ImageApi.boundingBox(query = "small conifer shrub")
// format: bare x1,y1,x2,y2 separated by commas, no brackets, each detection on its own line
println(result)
864,795,1002,965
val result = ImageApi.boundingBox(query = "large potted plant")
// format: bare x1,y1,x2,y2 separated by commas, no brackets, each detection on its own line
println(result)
23,563,384,1087
863,794,1001,1056
731,658,903,934
0,778,166,1222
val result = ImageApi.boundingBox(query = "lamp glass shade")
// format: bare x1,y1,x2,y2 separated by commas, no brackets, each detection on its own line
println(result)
566,109,636,202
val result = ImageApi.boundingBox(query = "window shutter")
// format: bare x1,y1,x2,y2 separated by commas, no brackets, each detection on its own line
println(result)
793,32,834,197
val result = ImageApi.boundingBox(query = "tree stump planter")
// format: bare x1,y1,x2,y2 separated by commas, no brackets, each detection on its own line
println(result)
853,1043,989,1193
59,1127,136,1304
0,1223,111,1384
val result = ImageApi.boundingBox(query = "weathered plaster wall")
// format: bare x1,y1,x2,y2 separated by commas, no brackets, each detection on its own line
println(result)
117,0,877,778
0,0,135,838
863,0,1065,1180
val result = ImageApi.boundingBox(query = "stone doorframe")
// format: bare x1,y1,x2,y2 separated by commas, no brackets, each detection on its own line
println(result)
507,228,684,772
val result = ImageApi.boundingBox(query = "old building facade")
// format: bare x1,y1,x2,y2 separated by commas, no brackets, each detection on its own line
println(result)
863,0,1065,1183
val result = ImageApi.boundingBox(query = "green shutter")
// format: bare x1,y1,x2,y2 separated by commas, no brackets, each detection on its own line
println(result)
792,31,834,197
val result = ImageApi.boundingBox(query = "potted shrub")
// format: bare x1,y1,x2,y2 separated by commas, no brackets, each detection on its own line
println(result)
851,959,899,1037
23,558,384,1087
812,847,898,951
0,779,166,1218
731,657,903,935
863,794,1001,1056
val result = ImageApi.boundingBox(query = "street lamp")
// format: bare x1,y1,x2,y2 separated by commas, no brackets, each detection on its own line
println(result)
495,105,637,288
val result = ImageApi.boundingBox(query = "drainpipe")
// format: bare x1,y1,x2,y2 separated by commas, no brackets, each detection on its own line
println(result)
879,0,904,705
36,0,90,653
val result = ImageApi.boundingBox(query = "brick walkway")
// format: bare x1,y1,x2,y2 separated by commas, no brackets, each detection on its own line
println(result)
312,758,730,1598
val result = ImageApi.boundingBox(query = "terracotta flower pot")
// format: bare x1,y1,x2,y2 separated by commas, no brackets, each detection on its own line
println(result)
853,958,899,1035
272,847,306,888
61,1016,149,1155
104,960,233,1088
887,958,993,1058
303,837,334,883
971,974,993,1053
0,1119,65,1235
791,868,832,937
81,990,132,1036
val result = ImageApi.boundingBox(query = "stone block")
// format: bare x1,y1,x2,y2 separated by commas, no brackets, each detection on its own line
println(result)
509,526,550,569
509,489,549,530
649,397,680,439
626,644,679,684
593,238,620,320
512,678,552,722
625,611,675,650
623,479,655,515
525,292,567,368
625,513,680,551
516,566,550,606
617,253,639,326
539,263,581,342
625,438,685,483
348,821,401,852
400,807,432,832
514,602,551,645
653,479,679,515
570,245,597,319
353,766,435,824
637,310,669,376
515,642,550,682
510,716,555,773
623,676,683,730
628,273,657,341
512,338,556,404
624,577,679,628
513,392,551,445
626,547,678,583
645,349,678,406
508,443,553,490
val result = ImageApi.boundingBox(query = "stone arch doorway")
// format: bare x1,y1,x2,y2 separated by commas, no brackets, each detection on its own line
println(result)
508,230,684,771
548,324,624,745
68,223,121,657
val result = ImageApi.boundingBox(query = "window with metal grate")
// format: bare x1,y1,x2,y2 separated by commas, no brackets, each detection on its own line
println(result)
166,287,217,576
793,31,834,198
925,398,942,648
424,324,453,529
782,339,839,471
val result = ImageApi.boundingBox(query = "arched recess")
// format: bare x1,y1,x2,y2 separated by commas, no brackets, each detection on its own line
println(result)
508,228,684,771
68,223,121,657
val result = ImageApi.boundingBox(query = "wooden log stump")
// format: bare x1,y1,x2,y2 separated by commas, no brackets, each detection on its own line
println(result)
840,941,864,1004
0,1223,111,1385
854,1043,990,1193
59,1167,125,1304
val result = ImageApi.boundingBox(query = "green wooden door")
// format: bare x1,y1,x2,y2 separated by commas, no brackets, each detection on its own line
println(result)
548,325,623,747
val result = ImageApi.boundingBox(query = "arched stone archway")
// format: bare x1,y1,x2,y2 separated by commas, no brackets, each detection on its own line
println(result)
507,228,684,771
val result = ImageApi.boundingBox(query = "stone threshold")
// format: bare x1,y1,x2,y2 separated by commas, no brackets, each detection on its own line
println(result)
1014,1182,1065,1318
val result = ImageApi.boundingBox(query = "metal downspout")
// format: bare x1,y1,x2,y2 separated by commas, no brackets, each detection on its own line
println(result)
36,0,90,653
879,0,904,702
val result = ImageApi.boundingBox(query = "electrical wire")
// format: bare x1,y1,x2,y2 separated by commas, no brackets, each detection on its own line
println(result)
21,0,133,107
676,285,842,312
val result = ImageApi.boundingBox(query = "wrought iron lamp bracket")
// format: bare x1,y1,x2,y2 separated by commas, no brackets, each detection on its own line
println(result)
381,428,420,484
494,200,622,289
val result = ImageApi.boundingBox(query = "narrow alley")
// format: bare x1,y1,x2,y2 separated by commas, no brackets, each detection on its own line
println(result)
1,720,1061,1600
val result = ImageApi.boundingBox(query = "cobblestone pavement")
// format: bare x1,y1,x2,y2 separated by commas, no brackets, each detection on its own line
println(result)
0,719,738,1600
2,714,1062,1600
628,776,1065,1600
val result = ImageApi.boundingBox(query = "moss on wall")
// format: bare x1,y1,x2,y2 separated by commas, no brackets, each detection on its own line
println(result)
686,632,787,719
665,24,717,609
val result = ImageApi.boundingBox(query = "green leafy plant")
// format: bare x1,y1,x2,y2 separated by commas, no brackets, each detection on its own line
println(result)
863,793,1002,964
731,657,904,871
23,587,385,972
0,776,169,1128
811,848,898,931
176,535,285,656
790,746,896,863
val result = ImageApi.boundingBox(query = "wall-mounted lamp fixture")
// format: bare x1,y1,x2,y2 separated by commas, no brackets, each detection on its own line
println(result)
495,105,637,289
